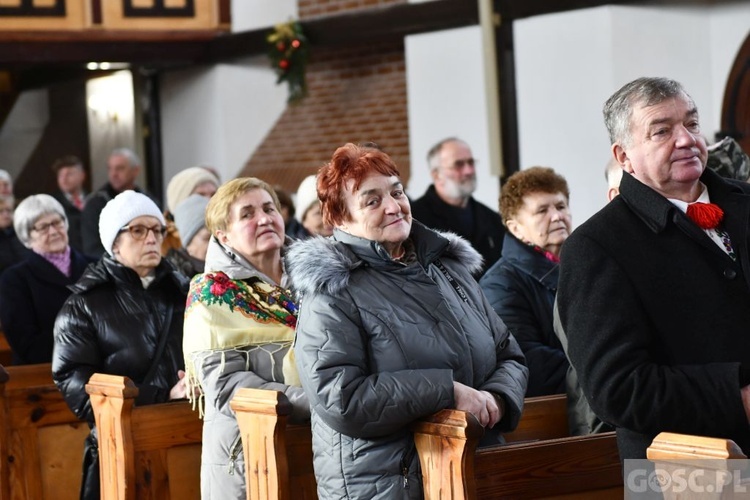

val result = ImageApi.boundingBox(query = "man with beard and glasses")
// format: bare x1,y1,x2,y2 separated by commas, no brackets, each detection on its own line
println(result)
411,137,505,276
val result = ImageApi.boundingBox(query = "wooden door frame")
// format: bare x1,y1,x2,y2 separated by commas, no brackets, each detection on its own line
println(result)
721,31,750,154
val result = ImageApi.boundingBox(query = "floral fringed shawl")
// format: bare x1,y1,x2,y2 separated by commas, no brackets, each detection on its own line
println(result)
183,270,300,416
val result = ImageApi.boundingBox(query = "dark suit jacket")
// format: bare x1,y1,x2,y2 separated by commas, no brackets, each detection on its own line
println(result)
0,249,95,364
411,185,505,275
557,169,750,459
52,190,85,253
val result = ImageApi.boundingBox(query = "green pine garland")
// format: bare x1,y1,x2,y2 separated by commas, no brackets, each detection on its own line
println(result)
267,21,310,104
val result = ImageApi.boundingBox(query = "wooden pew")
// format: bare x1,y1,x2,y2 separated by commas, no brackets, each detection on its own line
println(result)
226,393,567,500
412,394,570,500
229,390,617,500
85,374,202,500
503,393,568,443
0,363,88,500
413,401,622,499
647,432,749,499
230,388,316,500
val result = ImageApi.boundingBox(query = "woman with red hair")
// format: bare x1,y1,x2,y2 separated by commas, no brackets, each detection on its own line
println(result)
287,143,528,499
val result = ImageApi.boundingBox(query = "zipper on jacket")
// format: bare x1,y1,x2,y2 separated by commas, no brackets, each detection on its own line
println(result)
227,434,243,475
400,441,417,489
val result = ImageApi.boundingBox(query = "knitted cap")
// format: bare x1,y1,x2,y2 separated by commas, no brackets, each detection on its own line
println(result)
173,194,209,247
99,190,165,257
295,175,320,224
166,167,220,213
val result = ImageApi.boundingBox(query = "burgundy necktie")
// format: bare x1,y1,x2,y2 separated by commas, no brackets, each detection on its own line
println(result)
72,193,83,210
686,202,723,230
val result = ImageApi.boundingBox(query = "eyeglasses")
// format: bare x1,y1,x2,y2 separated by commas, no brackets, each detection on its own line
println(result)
31,218,65,233
446,158,477,170
455,158,476,168
118,224,167,240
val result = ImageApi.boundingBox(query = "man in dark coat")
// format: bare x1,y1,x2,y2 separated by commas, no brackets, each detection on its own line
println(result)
50,155,88,253
80,147,152,257
557,77,750,460
411,138,505,276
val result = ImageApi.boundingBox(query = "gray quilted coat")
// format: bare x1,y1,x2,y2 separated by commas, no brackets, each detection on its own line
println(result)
287,222,528,500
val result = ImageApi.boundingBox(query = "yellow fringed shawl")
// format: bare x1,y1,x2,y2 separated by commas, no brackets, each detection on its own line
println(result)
183,271,300,415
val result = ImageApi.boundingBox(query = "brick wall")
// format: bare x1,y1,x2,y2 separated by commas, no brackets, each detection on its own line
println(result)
298,0,406,19
239,39,409,196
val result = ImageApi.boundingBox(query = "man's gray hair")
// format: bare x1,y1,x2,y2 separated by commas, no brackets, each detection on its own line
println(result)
426,137,465,171
14,194,67,248
603,77,693,147
110,147,142,169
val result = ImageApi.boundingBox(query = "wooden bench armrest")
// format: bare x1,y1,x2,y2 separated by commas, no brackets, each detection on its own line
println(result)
230,388,293,500
86,373,138,500
412,409,484,500
648,431,747,461
648,432,749,500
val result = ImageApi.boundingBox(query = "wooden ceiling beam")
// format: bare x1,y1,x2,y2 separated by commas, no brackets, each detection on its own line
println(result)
0,0,477,68
203,0,479,62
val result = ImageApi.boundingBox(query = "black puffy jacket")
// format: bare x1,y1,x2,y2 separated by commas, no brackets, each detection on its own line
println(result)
52,255,189,424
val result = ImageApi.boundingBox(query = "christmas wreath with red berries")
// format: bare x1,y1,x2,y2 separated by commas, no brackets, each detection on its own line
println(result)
267,21,310,104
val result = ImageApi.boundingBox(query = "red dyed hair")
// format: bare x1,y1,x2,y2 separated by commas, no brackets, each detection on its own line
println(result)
318,143,401,227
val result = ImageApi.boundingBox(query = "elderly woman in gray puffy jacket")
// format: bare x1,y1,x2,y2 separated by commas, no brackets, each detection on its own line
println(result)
287,143,528,500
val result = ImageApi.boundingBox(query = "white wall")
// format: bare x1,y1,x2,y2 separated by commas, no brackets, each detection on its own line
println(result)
160,2,296,200
515,3,750,226
161,58,288,188
405,26,500,211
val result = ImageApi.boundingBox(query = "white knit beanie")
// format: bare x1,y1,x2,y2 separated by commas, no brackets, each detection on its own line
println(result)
99,190,165,257
295,175,320,224
166,167,220,213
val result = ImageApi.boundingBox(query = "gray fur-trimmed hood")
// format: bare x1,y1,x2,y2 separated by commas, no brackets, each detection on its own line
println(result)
286,221,483,298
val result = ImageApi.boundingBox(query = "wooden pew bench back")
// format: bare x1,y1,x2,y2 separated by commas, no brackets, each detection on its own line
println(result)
412,405,622,500
228,391,594,500
503,394,569,443
86,374,202,500
0,363,87,500
231,388,316,500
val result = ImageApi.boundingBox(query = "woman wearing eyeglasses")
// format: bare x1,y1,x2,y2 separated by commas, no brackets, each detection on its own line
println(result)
0,195,94,365
52,190,190,500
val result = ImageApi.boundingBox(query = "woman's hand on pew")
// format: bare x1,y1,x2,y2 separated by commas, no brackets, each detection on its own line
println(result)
452,382,502,428
169,370,191,400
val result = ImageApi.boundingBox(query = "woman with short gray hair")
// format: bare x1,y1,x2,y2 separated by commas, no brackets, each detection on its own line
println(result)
0,194,95,365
